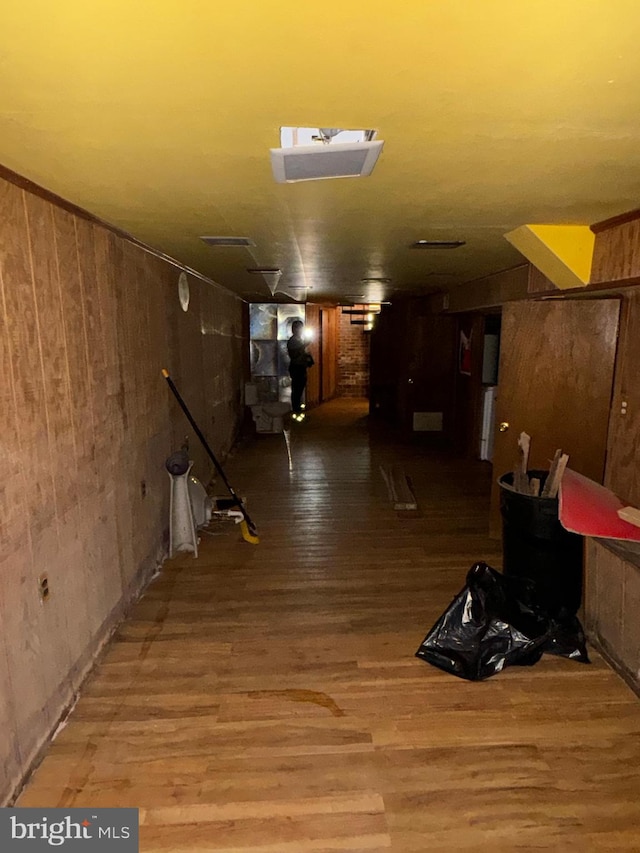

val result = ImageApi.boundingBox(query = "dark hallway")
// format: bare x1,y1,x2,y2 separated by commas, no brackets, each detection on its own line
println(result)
17,400,640,851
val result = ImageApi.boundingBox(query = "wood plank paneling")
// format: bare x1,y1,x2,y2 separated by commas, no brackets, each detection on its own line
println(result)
24,195,77,520
17,399,640,851
0,619,19,792
528,264,558,294
321,307,338,402
93,227,125,484
585,539,640,694
2,183,56,536
591,217,640,283
75,218,106,484
585,213,640,702
0,183,29,556
0,172,246,805
605,289,640,506
0,547,57,778
303,303,321,407
0,184,74,780
444,264,530,311
21,191,82,752
52,207,96,498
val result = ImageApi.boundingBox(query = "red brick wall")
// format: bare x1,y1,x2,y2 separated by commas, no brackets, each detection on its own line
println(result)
337,312,370,397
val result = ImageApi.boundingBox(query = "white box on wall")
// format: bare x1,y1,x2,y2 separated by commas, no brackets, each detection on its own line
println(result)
413,412,443,432
479,386,497,461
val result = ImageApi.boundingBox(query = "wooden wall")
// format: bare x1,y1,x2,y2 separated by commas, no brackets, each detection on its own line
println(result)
590,212,640,506
584,539,640,692
303,303,321,406
437,264,531,312
583,211,640,690
0,174,246,804
591,214,640,284
605,288,640,506
321,307,338,403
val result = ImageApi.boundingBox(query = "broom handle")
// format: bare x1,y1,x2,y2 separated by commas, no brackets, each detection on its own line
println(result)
162,369,255,528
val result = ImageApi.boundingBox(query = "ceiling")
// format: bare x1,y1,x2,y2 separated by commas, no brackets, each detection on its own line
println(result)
2,1,640,305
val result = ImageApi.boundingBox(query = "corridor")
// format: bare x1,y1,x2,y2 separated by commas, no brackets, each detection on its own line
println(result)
18,399,640,850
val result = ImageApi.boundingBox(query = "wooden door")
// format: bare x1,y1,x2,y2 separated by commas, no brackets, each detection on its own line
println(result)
321,308,338,401
452,313,485,457
489,299,620,536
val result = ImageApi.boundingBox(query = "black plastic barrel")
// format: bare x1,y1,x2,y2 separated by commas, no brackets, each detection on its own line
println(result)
499,470,583,615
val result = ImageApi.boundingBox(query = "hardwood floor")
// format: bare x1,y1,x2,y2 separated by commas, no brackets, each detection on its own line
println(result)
18,399,640,850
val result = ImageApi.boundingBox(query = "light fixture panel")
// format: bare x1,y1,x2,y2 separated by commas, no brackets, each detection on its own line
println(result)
270,141,384,183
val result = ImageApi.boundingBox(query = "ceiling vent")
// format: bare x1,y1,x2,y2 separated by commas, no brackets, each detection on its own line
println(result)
200,236,255,247
411,240,466,249
270,140,384,183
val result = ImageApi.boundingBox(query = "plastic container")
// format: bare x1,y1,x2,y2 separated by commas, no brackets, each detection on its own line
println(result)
499,469,583,615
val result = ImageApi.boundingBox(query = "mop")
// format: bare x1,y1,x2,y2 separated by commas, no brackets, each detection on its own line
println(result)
162,369,259,544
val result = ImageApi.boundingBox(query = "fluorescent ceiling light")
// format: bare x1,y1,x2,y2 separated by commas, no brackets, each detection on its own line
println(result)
271,140,384,183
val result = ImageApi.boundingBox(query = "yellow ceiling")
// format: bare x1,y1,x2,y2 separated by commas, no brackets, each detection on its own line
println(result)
2,0,640,303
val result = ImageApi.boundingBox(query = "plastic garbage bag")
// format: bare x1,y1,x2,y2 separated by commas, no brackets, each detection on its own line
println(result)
415,562,589,681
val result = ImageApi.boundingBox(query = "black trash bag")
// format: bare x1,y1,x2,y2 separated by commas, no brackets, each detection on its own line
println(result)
415,562,589,681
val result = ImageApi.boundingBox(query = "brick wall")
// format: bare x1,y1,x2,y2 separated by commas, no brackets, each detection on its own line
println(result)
337,312,370,397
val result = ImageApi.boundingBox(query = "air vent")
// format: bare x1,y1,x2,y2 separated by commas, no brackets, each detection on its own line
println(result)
270,141,384,183
200,236,255,247
411,240,466,249
247,268,282,275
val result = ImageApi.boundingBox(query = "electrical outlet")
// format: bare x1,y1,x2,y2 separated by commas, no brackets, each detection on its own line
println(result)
140,479,147,498
38,574,50,603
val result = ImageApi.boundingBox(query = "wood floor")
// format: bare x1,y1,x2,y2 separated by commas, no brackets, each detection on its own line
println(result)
18,399,640,851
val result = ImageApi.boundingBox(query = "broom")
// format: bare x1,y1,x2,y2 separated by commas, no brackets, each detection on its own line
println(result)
162,369,259,545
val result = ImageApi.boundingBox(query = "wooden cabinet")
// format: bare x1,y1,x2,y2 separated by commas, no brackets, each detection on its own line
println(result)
489,298,621,536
